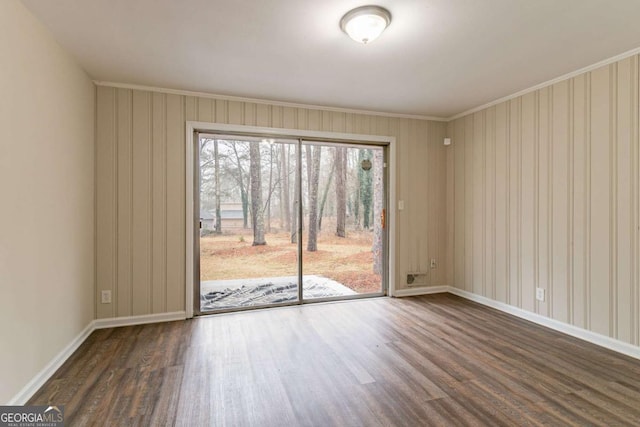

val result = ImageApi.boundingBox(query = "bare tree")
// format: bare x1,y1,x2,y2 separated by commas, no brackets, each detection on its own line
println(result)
278,145,287,230
262,147,281,232
231,143,249,228
266,144,274,233
354,150,362,228
335,147,347,237
307,145,322,252
281,145,291,230
372,149,384,274
305,145,312,204
291,144,300,243
359,149,373,229
318,159,334,231
214,139,222,234
250,141,266,245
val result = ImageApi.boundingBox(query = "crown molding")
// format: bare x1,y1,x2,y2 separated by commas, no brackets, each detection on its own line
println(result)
95,45,640,124
447,45,640,121
93,81,448,122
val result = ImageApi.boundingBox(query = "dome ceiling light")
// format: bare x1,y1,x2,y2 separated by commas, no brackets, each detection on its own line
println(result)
340,5,392,44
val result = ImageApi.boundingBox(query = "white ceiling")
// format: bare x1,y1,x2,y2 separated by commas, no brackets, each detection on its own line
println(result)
21,0,640,118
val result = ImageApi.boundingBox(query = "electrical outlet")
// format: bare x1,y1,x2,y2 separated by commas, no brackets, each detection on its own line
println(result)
536,288,545,302
101,290,112,304
430,259,437,269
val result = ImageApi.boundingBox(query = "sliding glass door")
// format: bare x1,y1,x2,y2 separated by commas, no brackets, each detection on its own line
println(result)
300,141,385,301
196,134,387,314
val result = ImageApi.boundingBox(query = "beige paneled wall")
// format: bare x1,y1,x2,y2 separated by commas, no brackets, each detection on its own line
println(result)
1,0,95,403
447,55,640,346
96,87,448,319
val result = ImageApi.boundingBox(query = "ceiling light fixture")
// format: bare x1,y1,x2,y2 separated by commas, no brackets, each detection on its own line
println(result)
340,5,391,44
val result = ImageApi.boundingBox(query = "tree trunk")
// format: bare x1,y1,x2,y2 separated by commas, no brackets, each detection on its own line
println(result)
372,149,384,274
214,139,222,234
305,145,312,206
250,141,266,245
281,144,290,231
232,143,249,228
291,144,300,243
318,160,334,231
267,144,273,233
335,147,347,237
360,149,373,229
354,150,362,228
307,145,321,252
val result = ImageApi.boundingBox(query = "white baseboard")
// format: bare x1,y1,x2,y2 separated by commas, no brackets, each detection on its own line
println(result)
93,311,186,329
8,310,187,405
393,286,449,297
8,321,95,405
448,287,640,361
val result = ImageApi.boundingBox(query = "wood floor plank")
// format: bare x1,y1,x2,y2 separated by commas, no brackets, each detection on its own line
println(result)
27,294,640,426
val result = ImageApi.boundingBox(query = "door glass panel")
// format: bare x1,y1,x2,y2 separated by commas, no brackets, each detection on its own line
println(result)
198,136,300,312
300,141,385,300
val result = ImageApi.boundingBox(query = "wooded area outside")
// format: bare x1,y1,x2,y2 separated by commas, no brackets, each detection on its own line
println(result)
199,136,385,305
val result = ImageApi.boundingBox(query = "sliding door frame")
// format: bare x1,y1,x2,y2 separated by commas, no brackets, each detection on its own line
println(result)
185,121,397,318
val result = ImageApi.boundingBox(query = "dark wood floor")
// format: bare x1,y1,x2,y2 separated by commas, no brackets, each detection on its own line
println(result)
29,294,640,426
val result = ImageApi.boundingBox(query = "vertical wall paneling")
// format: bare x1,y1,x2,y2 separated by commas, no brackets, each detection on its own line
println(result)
428,120,436,278
509,99,521,307
572,74,587,328
568,78,575,325
449,55,640,347
297,108,308,131
472,112,484,295
453,119,466,291
446,122,455,287
165,94,185,312
282,107,296,130
611,65,619,339
96,86,116,319
612,56,638,343
537,87,550,317
495,103,508,303
397,118,409,284
96,87,448,318
408,119,420,273
116,89,133,317
631,55,640,345
521,93,536,312
256,104,270,127
551,81,570,323
215,99,228,124
131,91,152,315
307,109,320,131
616,59,631,342
424,121,432,279
585,73,593,331
228,101,243,125
185,96,198,122
331,112,346,133
427,121,445,284
152,93,167,314
436,122,447,285
589,66,611,336
464,115,474,292
198,97,213,122
485,107,496,299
